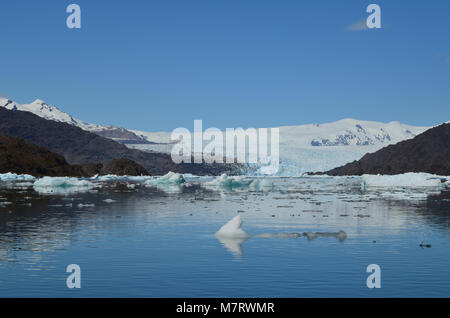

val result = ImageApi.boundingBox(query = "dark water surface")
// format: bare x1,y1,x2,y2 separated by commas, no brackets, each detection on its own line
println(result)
0,177,449,297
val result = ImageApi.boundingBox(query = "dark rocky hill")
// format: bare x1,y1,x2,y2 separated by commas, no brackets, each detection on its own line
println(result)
0,107,240,175
0,135,85,177
99,158,150,176
324,123,450,176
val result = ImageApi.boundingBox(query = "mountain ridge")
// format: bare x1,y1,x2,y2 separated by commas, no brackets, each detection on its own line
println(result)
0,107,240,176
322,123,450,176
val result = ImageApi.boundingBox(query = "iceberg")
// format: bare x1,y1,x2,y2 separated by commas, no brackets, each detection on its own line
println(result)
93,175,152,182
204,174,253,190
215,215,251,239
0,172,35,182
33,177,97,194
145,172,185,185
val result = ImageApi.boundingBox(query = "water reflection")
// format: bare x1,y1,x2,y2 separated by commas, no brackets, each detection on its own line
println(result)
0,177,449,297
215,236,249,256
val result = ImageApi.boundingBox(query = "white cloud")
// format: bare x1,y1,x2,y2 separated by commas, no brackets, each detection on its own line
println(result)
346,19,368,31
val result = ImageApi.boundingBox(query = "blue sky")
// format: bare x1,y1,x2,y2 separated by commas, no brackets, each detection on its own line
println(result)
0,0,449,131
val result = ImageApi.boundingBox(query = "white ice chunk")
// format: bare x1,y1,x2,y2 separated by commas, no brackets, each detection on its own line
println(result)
204,174,253,190
361,173,446,189
33,177,96,194
215,215,251,239
77,203,95,208
145,172,186,185
94,175,152,182
0,172,35,181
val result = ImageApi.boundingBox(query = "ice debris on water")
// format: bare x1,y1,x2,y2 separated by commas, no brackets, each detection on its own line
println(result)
93,175,152,182
304,230,347,242
77,203,95,208
215,215,348,250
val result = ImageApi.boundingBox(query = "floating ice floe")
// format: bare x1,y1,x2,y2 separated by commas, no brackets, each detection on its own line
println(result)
145,172,185,185
304,230,347,242
250,178,274,191
92,175,152,182
144,172,187,193
203,174,254,190
103,199,116,203
0,172,35,182
33,177,97,194
77,203,95,208
361,173,447,189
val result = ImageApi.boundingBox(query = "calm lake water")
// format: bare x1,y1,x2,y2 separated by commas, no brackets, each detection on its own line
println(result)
0,176,449,297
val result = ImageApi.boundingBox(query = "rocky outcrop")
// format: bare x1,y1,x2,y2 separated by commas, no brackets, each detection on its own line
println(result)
0,135,85,177
100,158,150,176
323,123,450,176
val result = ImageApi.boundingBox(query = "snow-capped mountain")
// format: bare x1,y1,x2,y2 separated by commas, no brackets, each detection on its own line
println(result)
0,97,148,143
0,95,435,175
278,118,428,148
131,118,428,147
